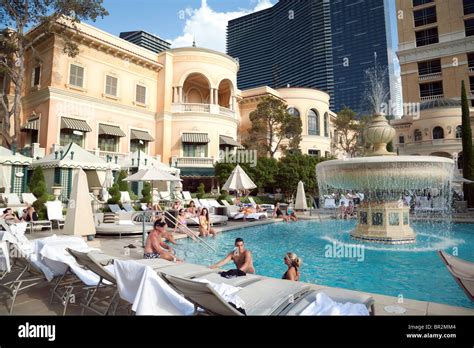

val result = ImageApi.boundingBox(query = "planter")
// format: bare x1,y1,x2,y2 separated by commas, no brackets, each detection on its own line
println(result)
51,186,63,201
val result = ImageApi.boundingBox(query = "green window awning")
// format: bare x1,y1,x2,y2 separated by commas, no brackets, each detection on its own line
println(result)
61,117,92,132
21,118,39,131
181,133,210,143
131,129,154,142
219,135,241,147
179,167,215,177
99,124,126,137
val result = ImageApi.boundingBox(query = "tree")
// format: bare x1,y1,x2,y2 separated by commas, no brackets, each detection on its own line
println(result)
117,170,129,192
333,107,363,158
29,166,48,214
247,157,278,192
196,183,205,199
141,182,152,204
461,80,474,207
245,96,302,158
0,0,108,147
107,183,121,204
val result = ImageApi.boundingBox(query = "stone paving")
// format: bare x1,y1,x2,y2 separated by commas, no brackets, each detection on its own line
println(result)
1,216,473,316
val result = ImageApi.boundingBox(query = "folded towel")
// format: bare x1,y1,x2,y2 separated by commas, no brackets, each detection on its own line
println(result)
300,292,369,316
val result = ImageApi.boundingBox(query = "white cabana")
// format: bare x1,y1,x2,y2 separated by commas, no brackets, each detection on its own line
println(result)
32,143,120,200
295,181,308,210
222,164,257,193
0,146,32,194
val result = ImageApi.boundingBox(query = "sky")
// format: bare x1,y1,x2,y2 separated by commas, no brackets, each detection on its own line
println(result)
86,0,275,53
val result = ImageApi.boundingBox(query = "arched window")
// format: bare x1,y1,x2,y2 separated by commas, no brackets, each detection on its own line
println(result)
288,107,300,118
414,129,422,142
433,126,444,139
308,109,320,135
324,112,329,137
456,125,462,139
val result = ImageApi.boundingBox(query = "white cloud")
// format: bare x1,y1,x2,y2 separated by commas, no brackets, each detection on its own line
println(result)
169,0,274,52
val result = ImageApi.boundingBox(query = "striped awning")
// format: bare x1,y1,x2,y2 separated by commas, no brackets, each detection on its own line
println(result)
219,135,241,147
99,124,126,137
61,117,92,132
21,118,39,131
181,133,210,143
131,129,154,142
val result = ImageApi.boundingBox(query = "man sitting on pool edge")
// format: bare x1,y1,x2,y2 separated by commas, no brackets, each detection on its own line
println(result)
209,237,255,274
144,220,182,262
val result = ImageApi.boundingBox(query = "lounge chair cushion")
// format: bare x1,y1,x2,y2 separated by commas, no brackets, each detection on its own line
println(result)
103,213,118,224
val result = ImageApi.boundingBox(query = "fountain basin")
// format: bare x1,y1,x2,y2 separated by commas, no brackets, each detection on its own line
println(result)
317,156,454,191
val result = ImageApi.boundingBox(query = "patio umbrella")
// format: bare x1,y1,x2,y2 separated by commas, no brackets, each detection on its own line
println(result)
295,181,308,210
124,168,181,246
222,164,257,193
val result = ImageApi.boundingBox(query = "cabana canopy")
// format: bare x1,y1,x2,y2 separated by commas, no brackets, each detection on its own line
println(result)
0,146,32,165
119,150,179,174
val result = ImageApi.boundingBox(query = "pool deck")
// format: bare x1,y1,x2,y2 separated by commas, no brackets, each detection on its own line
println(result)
1,216,473,316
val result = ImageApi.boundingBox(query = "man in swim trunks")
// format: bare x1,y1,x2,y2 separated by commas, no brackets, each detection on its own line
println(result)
209,237,255,273
144,220,182,262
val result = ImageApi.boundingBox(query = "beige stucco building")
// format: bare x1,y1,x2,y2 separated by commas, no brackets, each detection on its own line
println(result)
394,0,474,168
2,20,337,192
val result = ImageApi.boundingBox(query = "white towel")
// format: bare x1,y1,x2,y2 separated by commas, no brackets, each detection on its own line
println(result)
114,259,194,315
195,278,245,310
300,292,369,316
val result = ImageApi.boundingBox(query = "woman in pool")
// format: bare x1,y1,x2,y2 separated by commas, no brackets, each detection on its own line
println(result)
282,252,301,281
199,208,216,237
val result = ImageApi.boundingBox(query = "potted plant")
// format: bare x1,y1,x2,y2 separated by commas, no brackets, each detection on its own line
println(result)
51,183,63,201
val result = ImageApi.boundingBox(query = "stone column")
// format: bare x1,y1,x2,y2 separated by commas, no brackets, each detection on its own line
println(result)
210,88,214,104
178,86,183,103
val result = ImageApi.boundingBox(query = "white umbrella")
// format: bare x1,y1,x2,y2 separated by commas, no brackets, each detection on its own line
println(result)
452,174,474,184
222,164,256,192
295,181,308,210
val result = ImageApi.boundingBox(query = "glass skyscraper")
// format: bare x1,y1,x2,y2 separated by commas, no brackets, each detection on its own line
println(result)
227,0,402,115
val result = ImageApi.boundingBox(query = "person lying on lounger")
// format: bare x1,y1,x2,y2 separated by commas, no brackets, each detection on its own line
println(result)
1,208,19,224
186,200,199,217
209,237,255,274
144,220,182,262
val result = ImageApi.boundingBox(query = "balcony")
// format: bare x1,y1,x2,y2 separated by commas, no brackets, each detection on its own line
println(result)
420,94,444,101
173,157,215,167
469,67,474,73
396,138,462,148
418,72,442,81
172,103,236,119
87,149,128,163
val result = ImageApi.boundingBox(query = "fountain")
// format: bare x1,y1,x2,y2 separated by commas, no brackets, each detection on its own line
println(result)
317,113,455,244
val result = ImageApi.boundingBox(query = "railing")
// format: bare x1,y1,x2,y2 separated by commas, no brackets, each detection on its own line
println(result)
175,157,214,166
172,103,235,118
395,138,462,148
418,72,442,81
420,94,444,101
87,150,128,163
469,67,474,73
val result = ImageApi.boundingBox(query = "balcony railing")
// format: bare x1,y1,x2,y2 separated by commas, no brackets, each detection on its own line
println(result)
87,149,128,163
418,72,442,81
469,67,474,73
175,157,214,167
395,138,462,148
172,103,235,118
420,94,444,101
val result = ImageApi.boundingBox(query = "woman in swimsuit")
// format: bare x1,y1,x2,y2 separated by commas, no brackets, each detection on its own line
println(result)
186,200,199,217
173,208,196,240
198,208,216,237
282,252,301,281
272,203,289,222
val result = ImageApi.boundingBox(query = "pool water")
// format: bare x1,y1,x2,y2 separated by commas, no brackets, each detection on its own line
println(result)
173,220,474,309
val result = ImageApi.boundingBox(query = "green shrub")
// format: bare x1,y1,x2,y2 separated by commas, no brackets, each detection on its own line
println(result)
141,182,152,203
117,170,129,192
29,167,48,216
107,183,121,204
217,190,229,203
196,183,206,199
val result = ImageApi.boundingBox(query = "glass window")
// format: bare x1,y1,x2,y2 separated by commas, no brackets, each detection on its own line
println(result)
433,126,444,139
399,135,405,144
105,75,118,96
287,107,300,118
468,53,474,68
69,64,84,87
414,129,422,142
456,125,462,139
414,7,437,27
98,134,119,152
308,149,320,158
136,85,147,104
470,76,474,93
418,59,441,76
413,0,433,6
308,109,320,135
464,0,474,15
183,143,208,157
32,65,41,86
415,27,439,46
419,81,443,97
324,112,329,137
130,139,149,153
465,19,474,37
60,129,84,147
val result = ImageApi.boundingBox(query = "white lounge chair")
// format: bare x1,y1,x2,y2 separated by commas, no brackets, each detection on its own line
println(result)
248,197,275,211
109,204,126,214
438,251,474,302
182,191,193,202
21,193,37,205
220,200,241,218
160,191,172,203
120,191,132,204
324,198,336,209
1,193,24,207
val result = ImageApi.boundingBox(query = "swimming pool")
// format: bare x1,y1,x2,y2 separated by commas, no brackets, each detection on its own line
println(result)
174,220,474,309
